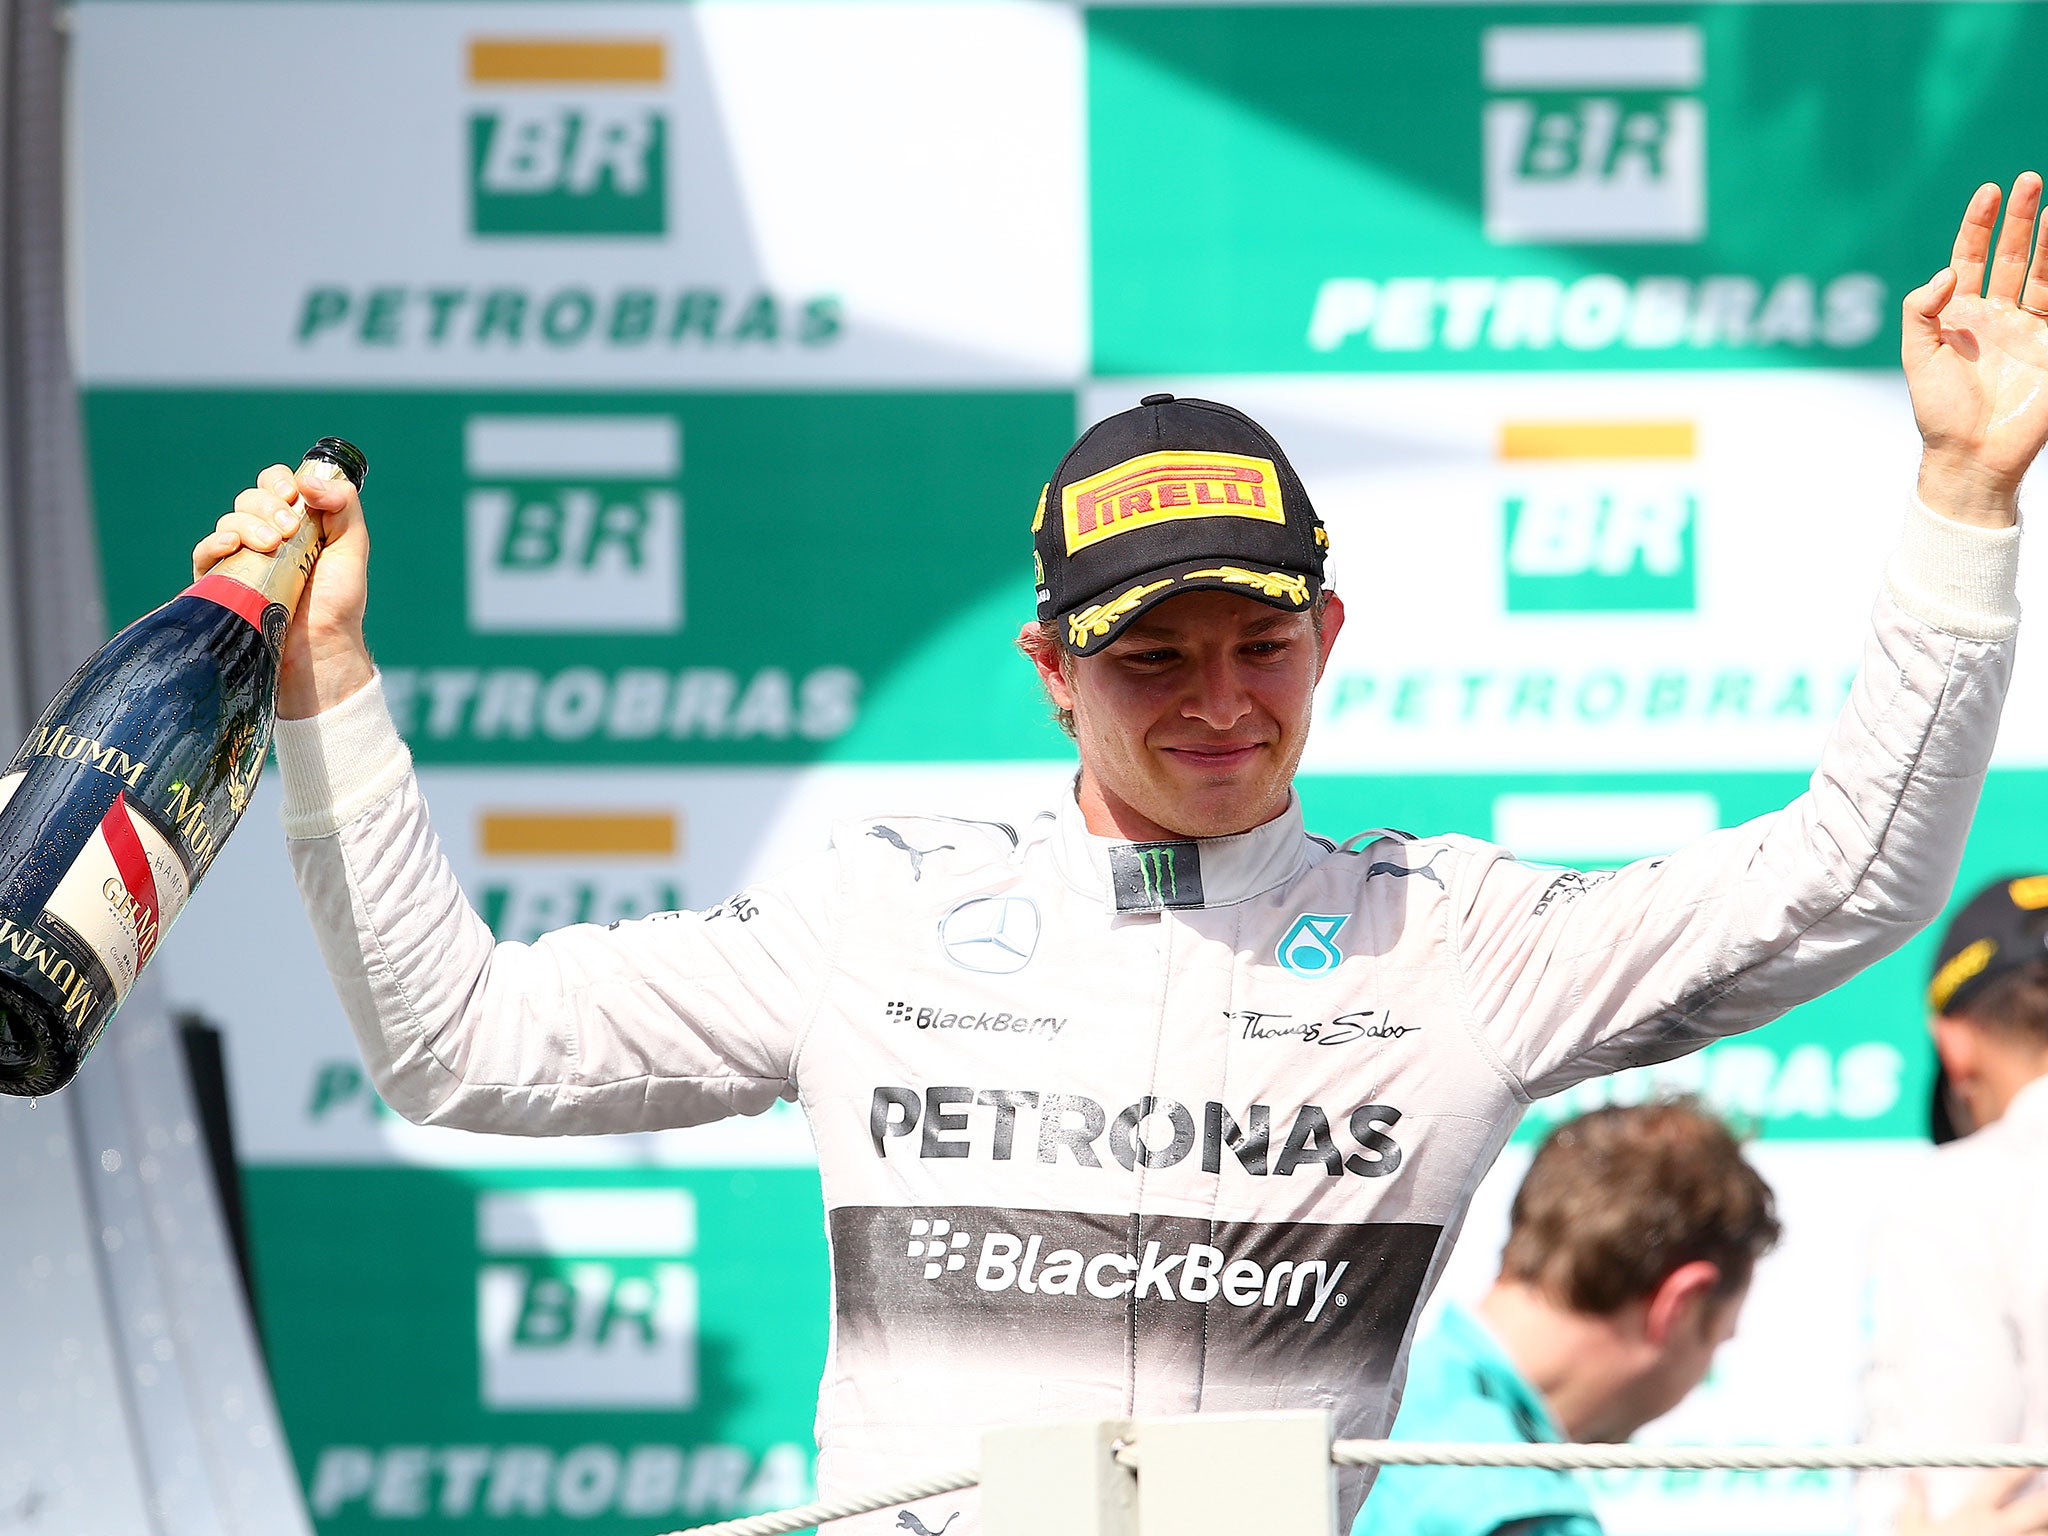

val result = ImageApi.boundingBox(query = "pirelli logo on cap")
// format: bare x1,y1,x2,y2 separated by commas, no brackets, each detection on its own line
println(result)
1062,451,1285,555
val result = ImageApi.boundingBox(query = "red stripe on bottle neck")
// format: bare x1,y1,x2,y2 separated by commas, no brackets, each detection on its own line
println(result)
182,572,270,630
101,795,162,965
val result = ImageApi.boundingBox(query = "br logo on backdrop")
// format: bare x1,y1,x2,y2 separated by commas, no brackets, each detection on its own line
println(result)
477,1188,699,1410
473,808,687,944
1300,17,1883,358
1482,25,1704,245
464,413,684,633
467,37,668,237
1498,420,1698,613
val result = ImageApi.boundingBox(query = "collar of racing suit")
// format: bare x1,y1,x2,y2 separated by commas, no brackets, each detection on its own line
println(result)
1049,787,1315,914
2000,1071,2048,1131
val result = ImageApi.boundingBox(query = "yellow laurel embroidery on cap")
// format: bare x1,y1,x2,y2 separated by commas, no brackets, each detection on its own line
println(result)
1067,578,1176,649
1929,936,1998,1013
2010,876,2048,910
1314,527,1329,549
1061,451,1285,555
1034,550,1044,585
1031,484,1048,535
1183,567,1311,605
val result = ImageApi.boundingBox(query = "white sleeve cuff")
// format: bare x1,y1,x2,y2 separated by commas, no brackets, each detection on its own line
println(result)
275,672,413,840
1884,495,2022,642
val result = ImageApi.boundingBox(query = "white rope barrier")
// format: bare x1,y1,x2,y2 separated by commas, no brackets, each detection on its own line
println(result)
1328,1442,2048,1472
659,1439,2048,1536
654,1467,979,1536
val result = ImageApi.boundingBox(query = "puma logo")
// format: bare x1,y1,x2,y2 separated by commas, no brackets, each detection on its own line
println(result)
870,826,954,882
1366,846,1449,891
896,1512,959,1536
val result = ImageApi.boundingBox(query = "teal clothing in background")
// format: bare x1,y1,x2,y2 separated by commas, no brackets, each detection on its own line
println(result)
1351,1305,1603,1536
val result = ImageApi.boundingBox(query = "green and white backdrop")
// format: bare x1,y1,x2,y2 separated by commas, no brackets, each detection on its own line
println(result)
68,3,2048,1532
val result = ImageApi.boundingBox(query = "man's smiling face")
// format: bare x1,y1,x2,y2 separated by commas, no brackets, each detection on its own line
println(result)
1025,587,1346,841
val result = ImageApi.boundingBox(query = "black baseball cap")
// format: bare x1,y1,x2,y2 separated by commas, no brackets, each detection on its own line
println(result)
1032,394,1329,655
1927,874,2048,1015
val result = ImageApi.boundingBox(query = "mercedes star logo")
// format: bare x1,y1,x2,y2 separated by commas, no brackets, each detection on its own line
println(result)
937,896,1041,974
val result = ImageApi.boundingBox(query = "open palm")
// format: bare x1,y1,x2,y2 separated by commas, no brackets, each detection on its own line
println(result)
1906,174,2048,504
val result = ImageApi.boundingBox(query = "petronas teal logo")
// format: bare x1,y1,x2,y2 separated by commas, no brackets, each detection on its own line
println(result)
1278,914,1348,977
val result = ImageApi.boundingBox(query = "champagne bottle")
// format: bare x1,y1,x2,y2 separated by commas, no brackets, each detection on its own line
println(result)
0,438,367,1096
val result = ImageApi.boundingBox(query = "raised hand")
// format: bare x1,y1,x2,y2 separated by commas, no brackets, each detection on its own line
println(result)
1904,172,2048,526
190,459,375,718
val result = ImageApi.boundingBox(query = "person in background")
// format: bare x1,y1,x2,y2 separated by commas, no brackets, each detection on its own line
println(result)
1352,1101,1778,1536
1862,877,2048,1536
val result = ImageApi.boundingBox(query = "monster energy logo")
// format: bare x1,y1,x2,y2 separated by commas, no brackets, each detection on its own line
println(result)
1137,848,1176,902
1109,840,1205,913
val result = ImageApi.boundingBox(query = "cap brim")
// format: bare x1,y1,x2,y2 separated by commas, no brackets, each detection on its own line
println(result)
1059,559,1320,655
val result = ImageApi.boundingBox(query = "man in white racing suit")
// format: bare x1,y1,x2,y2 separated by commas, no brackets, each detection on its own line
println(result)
199,174,2048,1532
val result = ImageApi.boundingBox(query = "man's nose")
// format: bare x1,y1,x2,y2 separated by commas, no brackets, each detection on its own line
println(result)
1181,652,1252,729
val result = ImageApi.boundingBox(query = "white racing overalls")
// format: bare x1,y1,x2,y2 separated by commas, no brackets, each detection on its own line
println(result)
278,500,2016,1531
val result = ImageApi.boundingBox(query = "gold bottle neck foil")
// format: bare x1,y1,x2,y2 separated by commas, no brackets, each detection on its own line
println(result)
201,459,335,619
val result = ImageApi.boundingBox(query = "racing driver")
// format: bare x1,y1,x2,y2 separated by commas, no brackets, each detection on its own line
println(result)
202,174,2048,1531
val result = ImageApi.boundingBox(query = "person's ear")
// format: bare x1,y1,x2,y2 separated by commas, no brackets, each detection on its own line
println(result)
1644,1260,1723,1347
1016,623,1077,712
1931,1012,1982,1082
1314,591,1346,681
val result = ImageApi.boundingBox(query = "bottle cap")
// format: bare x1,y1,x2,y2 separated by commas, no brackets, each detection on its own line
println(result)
302,437,368,490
